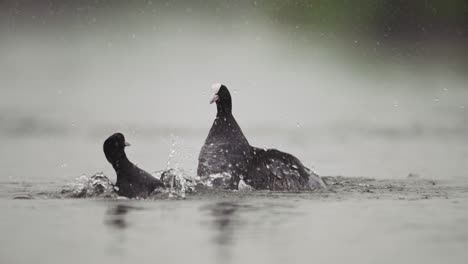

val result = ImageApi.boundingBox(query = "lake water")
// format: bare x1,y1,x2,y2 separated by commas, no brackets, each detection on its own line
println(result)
1,177,468,264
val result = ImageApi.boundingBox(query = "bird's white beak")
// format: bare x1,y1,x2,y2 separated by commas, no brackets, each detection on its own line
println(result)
210,94,219,104
124,141,131,147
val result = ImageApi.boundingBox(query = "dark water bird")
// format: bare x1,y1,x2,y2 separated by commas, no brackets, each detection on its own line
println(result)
104,133,165,198
198,84,324,191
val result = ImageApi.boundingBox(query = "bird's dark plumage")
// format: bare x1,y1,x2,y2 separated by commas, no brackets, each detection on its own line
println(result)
198,84,324,191
245,147,322,190
198,85,252,189
104,133,165,198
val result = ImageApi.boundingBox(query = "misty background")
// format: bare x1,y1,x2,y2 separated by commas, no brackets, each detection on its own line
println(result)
1,0,467,183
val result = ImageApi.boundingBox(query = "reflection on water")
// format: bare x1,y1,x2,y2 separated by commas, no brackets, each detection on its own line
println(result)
201,202,246,246
104,203,143,230
200,201,259,263
103,203,145,258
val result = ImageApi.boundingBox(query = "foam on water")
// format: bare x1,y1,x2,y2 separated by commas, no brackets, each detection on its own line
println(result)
2,174,467,201
57,168,240,199
61,173,118,199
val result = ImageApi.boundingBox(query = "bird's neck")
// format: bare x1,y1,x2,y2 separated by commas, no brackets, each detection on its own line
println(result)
216,110,233,119
110,154,132,171
216,102,232,114
208,112,249,145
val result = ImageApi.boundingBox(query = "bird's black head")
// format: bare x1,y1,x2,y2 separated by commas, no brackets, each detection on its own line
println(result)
103,133,131,164
210,83,232,114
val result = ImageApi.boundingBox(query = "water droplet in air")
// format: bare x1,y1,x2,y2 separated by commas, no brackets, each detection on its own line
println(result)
296,122,302,128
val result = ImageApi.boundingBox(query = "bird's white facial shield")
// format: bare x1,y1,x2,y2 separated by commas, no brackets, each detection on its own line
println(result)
210,83,222,104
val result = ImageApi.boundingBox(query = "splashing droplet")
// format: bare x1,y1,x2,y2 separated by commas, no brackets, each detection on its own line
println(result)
166,135,178,170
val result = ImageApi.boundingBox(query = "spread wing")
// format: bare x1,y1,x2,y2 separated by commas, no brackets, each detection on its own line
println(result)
246,147,323,191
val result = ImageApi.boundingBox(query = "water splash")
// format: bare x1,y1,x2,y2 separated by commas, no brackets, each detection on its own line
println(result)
238,177,254,191
152,168,196,199
166,134,178,170
62,173,118,198
196,172,233,189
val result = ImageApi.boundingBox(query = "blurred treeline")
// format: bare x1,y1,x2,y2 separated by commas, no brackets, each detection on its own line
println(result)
3,0,467,37
267,0,468,38
2,0,467,62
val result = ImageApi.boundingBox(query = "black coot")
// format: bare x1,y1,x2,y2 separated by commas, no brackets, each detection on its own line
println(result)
104,133,165,198
198,84,324,191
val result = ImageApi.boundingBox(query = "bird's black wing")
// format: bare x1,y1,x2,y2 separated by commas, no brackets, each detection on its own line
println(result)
245,147,323,191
